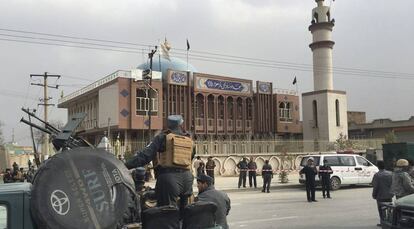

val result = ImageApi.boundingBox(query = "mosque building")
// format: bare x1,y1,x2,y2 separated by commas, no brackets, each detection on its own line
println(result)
57,41,302,151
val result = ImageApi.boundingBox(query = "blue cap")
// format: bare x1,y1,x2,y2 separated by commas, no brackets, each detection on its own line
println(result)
196,174,213,186
167,115,184,131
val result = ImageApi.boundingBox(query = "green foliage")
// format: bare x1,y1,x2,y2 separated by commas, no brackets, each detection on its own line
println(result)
384,131,398,143
332,133,357,151
279,170,289,183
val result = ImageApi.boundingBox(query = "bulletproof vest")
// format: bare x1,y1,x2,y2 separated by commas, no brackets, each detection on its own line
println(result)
157,133,193,170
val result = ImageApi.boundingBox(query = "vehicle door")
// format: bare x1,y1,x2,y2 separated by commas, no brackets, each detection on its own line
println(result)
323,156,352,184
337,155,359,184
356,156,377,184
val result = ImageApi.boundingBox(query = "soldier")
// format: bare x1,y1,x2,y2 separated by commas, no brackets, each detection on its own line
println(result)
248,156,257,188
205,156,216,184
391,159,414,199
300,157,318,202
319,159,333,199
193,156,203,176
125,115,195,212
236,157,248,188
261,160,273,193
196,174,231,229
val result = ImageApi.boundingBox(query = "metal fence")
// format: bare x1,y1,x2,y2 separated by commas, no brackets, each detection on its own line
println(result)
113,138,385,156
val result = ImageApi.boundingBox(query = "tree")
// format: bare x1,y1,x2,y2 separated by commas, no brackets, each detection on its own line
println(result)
332,133,357,151
384,131,398,143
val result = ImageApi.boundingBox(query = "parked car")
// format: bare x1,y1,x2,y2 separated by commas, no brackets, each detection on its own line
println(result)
299,154,379,190
380,194,414,229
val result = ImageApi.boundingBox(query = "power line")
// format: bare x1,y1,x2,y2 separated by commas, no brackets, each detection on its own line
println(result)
1,27,413,78
1,30,414,80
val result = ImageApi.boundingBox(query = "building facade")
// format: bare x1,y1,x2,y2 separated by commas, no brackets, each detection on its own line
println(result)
58,58,302,153
348,116,414,142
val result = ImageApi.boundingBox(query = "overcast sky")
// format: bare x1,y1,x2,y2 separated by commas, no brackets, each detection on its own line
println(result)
1,0,413,145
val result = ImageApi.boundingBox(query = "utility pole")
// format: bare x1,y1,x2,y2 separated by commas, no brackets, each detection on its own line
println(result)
147,46,157,143
30,72,60,161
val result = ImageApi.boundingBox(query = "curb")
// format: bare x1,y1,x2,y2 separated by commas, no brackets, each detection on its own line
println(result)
219,183,303,193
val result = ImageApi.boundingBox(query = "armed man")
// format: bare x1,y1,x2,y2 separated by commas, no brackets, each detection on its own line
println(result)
125,115,195,212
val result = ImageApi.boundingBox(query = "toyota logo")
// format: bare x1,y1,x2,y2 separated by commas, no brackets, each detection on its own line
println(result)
50,190,70,216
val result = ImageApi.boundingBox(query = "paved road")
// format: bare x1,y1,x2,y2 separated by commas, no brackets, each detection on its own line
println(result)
227,186,379,229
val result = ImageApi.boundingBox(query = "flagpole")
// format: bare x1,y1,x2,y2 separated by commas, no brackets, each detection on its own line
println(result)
186,39,190,71
296,82,299,95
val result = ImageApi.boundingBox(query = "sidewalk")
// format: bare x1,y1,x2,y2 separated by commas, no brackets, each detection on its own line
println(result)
146,173,303,193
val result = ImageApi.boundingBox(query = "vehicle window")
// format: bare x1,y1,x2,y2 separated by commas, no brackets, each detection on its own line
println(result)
0,205,7,229
324,156,341,166
339,156,356,166
300,156,320,166
356,157,371,166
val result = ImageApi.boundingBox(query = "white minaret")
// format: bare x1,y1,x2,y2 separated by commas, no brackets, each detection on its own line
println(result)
302,0,348,150
310,0,334,91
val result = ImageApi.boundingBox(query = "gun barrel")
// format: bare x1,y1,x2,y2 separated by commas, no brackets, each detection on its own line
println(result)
20,118,53,135
21,108,60,134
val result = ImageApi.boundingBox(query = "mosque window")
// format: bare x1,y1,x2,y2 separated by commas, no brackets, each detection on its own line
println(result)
279,102,293,122
313,100,318,128
335,99,340,127
136,88,158,116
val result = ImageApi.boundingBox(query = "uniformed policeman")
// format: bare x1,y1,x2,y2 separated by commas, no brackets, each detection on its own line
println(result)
300,157,318,202
205,156,216,184
125,115,195,212
319,159,333,199
261,160,273,193
236,157,248,188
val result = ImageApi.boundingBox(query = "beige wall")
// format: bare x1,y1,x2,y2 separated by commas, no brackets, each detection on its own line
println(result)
302,91,348,142
98,82,119,128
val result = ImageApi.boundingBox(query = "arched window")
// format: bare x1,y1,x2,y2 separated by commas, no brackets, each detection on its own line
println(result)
279,102,293,122
335,99,340,127
313,100,318,128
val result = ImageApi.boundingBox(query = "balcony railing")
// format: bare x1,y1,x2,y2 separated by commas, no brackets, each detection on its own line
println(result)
227,119,234,131
195,118,204,131
236,119,243,131
217,119,224,131
207,118,215,132
246,120,252,131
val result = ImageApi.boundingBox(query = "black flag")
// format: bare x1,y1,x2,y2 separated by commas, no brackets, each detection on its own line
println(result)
292,76,297,85
186,39,190,51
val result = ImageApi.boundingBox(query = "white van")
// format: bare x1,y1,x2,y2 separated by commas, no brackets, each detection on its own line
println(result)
299,154,379,190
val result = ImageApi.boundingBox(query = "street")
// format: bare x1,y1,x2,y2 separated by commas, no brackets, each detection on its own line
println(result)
227,186,378,229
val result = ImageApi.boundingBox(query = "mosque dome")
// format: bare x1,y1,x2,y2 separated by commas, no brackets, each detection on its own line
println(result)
137,56,197,77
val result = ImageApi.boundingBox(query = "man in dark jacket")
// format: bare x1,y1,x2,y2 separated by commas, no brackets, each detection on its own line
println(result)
196,174,231,229
3,169,14,183
248,157,257,188
391,159,414,199
205,156,216,184
237,157,248,188
300,157,318,202
372,161,393,227
261,160,273,193
319,159,333,199
125,115,195,212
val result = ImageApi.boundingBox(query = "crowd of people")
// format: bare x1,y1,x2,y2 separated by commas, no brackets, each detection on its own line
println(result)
372,159,414,227
2,161,35,184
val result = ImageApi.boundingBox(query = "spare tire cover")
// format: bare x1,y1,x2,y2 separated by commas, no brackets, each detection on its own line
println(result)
30,147,136,229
